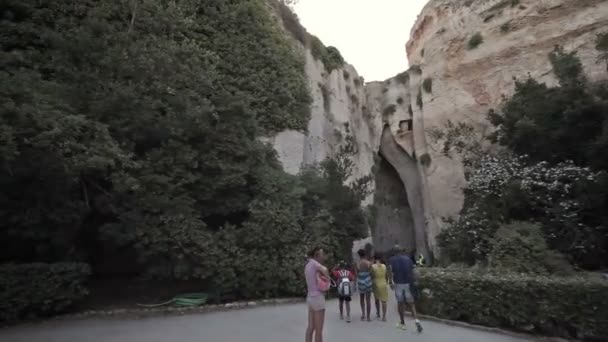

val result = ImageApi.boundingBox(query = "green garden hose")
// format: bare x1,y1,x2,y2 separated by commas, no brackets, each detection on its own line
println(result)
137,293,208,308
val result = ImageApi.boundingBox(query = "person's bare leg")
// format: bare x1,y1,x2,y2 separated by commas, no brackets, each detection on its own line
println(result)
374,298,380,319
398,301,405,325
365,293,371,321
408,303,423,332
360,293,365,320
338,298,344,319
313,310,325,342
381,300,387,321
305,308,314,342
345,300,351,321
408,303,418,320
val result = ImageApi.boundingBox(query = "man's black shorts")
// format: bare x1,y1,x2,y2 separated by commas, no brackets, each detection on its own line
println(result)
338,295,352,302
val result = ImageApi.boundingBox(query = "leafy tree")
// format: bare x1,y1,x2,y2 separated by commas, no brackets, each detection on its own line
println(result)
436,46,608,270
488,46,608,170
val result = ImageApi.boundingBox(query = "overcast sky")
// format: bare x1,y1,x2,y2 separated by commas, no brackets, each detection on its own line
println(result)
293,0,428,82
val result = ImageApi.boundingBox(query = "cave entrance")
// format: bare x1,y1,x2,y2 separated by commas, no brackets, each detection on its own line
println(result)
372,154,416,254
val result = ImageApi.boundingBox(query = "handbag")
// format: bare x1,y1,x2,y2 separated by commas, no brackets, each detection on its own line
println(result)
317,274,331,292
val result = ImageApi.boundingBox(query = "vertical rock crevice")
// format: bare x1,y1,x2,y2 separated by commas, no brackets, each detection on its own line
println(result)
378,126,430,259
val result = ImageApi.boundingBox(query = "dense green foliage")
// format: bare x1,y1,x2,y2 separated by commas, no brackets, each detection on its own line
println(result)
417,269,608,340
488,222,573,275
0,0,368,305
0,263,90,321
489,47,608,168
436,46,608,270
310,36,345,73
300,138,372,264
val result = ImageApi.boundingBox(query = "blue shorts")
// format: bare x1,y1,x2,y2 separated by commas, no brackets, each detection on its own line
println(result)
394,283,414,304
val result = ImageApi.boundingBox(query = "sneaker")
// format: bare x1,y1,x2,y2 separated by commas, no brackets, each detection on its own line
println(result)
346,316,351,323
416,321,423,333
396,323,407,330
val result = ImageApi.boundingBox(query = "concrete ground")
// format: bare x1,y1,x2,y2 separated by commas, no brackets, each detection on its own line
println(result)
1,296,532,342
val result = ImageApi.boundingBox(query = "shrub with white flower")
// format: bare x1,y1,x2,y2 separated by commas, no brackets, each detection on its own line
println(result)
439,152,607,268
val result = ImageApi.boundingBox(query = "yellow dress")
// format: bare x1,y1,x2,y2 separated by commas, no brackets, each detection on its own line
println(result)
371,263,389,302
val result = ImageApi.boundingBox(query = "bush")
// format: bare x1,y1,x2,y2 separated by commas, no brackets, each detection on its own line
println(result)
417,269,608,340
438,151,608,268
310,36,345,73
271,0,308,44
422,77,433,93
0,263,91,322
468,32,484,49
489,222,574,275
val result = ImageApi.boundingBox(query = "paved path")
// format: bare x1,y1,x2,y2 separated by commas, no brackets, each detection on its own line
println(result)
1,297,532,342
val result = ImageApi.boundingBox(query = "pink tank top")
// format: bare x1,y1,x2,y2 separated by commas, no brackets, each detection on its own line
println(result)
305,259,322,297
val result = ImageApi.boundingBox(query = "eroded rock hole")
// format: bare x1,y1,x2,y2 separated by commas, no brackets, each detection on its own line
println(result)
372,154,416,253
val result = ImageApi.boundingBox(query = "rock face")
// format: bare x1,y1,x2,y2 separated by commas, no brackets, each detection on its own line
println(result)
400,0,608,255
268,50,376,190
269,0,608,260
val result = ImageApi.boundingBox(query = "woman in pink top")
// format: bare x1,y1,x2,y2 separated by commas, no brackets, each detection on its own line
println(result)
305,246,329,342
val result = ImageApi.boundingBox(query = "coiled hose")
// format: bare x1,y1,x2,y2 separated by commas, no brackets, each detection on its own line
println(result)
137,293,208,307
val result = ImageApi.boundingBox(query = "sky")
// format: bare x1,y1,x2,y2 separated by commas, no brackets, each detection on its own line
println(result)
293,0,428,82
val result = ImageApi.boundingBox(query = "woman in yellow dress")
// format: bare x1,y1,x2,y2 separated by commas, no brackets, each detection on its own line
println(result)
371,253,389,321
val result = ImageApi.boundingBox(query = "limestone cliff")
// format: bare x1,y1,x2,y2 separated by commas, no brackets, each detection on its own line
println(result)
399,0,608,255
268,0,608,260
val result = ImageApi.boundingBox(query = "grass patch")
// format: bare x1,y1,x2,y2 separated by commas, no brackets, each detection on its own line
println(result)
422,77,433,93
468,32,483,50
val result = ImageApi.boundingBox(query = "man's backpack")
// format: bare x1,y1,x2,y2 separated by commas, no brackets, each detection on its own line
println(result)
337,270,352,297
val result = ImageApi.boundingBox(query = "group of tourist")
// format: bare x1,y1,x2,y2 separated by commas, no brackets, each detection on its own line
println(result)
305,245,423,342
